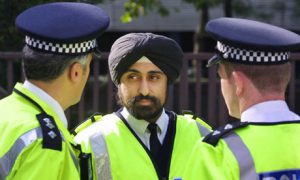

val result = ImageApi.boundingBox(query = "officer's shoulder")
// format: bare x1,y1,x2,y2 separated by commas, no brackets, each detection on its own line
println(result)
203,121,249,146
181,110,212,130
71,112,104,137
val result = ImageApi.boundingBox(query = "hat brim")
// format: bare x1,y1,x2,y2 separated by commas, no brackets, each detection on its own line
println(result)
207,54,222,67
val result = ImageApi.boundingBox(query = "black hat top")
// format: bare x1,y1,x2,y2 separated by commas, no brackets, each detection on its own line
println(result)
16,2,110,55
206,17,300,67
108,33,183,85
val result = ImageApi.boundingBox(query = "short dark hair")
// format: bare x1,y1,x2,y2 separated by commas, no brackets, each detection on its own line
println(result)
222,61,291,94
22,46,89,82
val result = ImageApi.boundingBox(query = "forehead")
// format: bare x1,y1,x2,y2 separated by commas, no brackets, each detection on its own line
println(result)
127,61,164,74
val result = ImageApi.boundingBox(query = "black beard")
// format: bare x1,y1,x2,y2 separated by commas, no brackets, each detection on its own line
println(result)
126,95,163,121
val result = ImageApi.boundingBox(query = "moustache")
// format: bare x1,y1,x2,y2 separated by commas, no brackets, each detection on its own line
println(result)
132,95,157,104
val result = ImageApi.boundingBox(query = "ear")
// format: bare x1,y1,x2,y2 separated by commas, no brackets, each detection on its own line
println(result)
232,71,245,96
68,62,83,83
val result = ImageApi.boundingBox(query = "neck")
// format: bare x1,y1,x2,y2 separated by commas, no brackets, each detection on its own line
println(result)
239,91,285,117
29,79,69,110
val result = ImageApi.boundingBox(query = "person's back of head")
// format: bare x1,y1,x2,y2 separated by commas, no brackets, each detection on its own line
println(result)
22,46,89,82
16,2,110,82
221,61,291,95
205,17,300,117
206,17,300,94
15,2,110,108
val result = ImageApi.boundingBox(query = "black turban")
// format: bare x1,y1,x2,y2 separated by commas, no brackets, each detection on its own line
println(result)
108,33,183,85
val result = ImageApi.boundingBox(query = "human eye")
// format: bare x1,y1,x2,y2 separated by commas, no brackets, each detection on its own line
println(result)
149,74,160,81
127,73,139,80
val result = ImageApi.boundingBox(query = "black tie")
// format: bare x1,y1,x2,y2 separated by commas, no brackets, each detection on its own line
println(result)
147,123,162,158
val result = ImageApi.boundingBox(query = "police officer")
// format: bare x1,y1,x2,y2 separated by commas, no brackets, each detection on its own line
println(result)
186,17,300,179
0,2,109,179
75,33,211,180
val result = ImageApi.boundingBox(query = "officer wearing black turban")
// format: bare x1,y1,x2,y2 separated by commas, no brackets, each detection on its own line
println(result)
108,33,183,85
74,33,211,179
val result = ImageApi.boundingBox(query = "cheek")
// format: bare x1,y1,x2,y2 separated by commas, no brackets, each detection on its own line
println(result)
86,67,90,78
119,85,134,101
220,79,227,96
82,62,91,84
81,71,89,88
220,79,232,103
155,82,167,103
84,70,90,83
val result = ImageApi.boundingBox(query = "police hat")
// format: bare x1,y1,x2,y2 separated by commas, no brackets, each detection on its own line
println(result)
16,2,110,55
206,17,300,67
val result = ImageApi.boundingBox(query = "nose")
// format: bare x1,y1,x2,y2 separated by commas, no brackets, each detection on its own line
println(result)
138,79,150,96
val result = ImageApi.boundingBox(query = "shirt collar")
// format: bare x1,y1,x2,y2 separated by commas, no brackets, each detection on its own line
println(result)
241,100,300,123
120,107,168,136
23,80,68,128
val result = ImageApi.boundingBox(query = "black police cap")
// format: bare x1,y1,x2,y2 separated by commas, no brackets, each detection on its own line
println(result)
16,2,110,55
206,17,300,67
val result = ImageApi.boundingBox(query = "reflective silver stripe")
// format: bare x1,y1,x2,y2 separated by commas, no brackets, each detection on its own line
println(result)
90,133,112,180
0,128,79,179
68,145,79,171
224,133,259,180
0,127,42,179
60,135,80,171
195,122,210,136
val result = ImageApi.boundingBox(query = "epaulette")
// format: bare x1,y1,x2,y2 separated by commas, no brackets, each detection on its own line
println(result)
36,112,62,151
13,88,63,151
203,121,249,146
182,110,212,130
71,112,103,136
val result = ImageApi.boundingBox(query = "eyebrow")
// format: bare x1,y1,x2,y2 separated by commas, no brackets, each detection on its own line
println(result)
126,69,164,75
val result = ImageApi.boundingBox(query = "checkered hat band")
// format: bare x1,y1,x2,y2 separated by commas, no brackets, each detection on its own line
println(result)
25,36,97,54
217,41,290,63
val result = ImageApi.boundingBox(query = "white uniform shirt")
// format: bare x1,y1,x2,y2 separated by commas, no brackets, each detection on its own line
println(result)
241,100,300,123
120,107,169,149
23,80,68,128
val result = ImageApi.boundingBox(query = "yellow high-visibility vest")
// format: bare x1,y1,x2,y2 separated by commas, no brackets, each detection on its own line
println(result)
0,83,80,180
185,121,300,179
75,111,211,180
